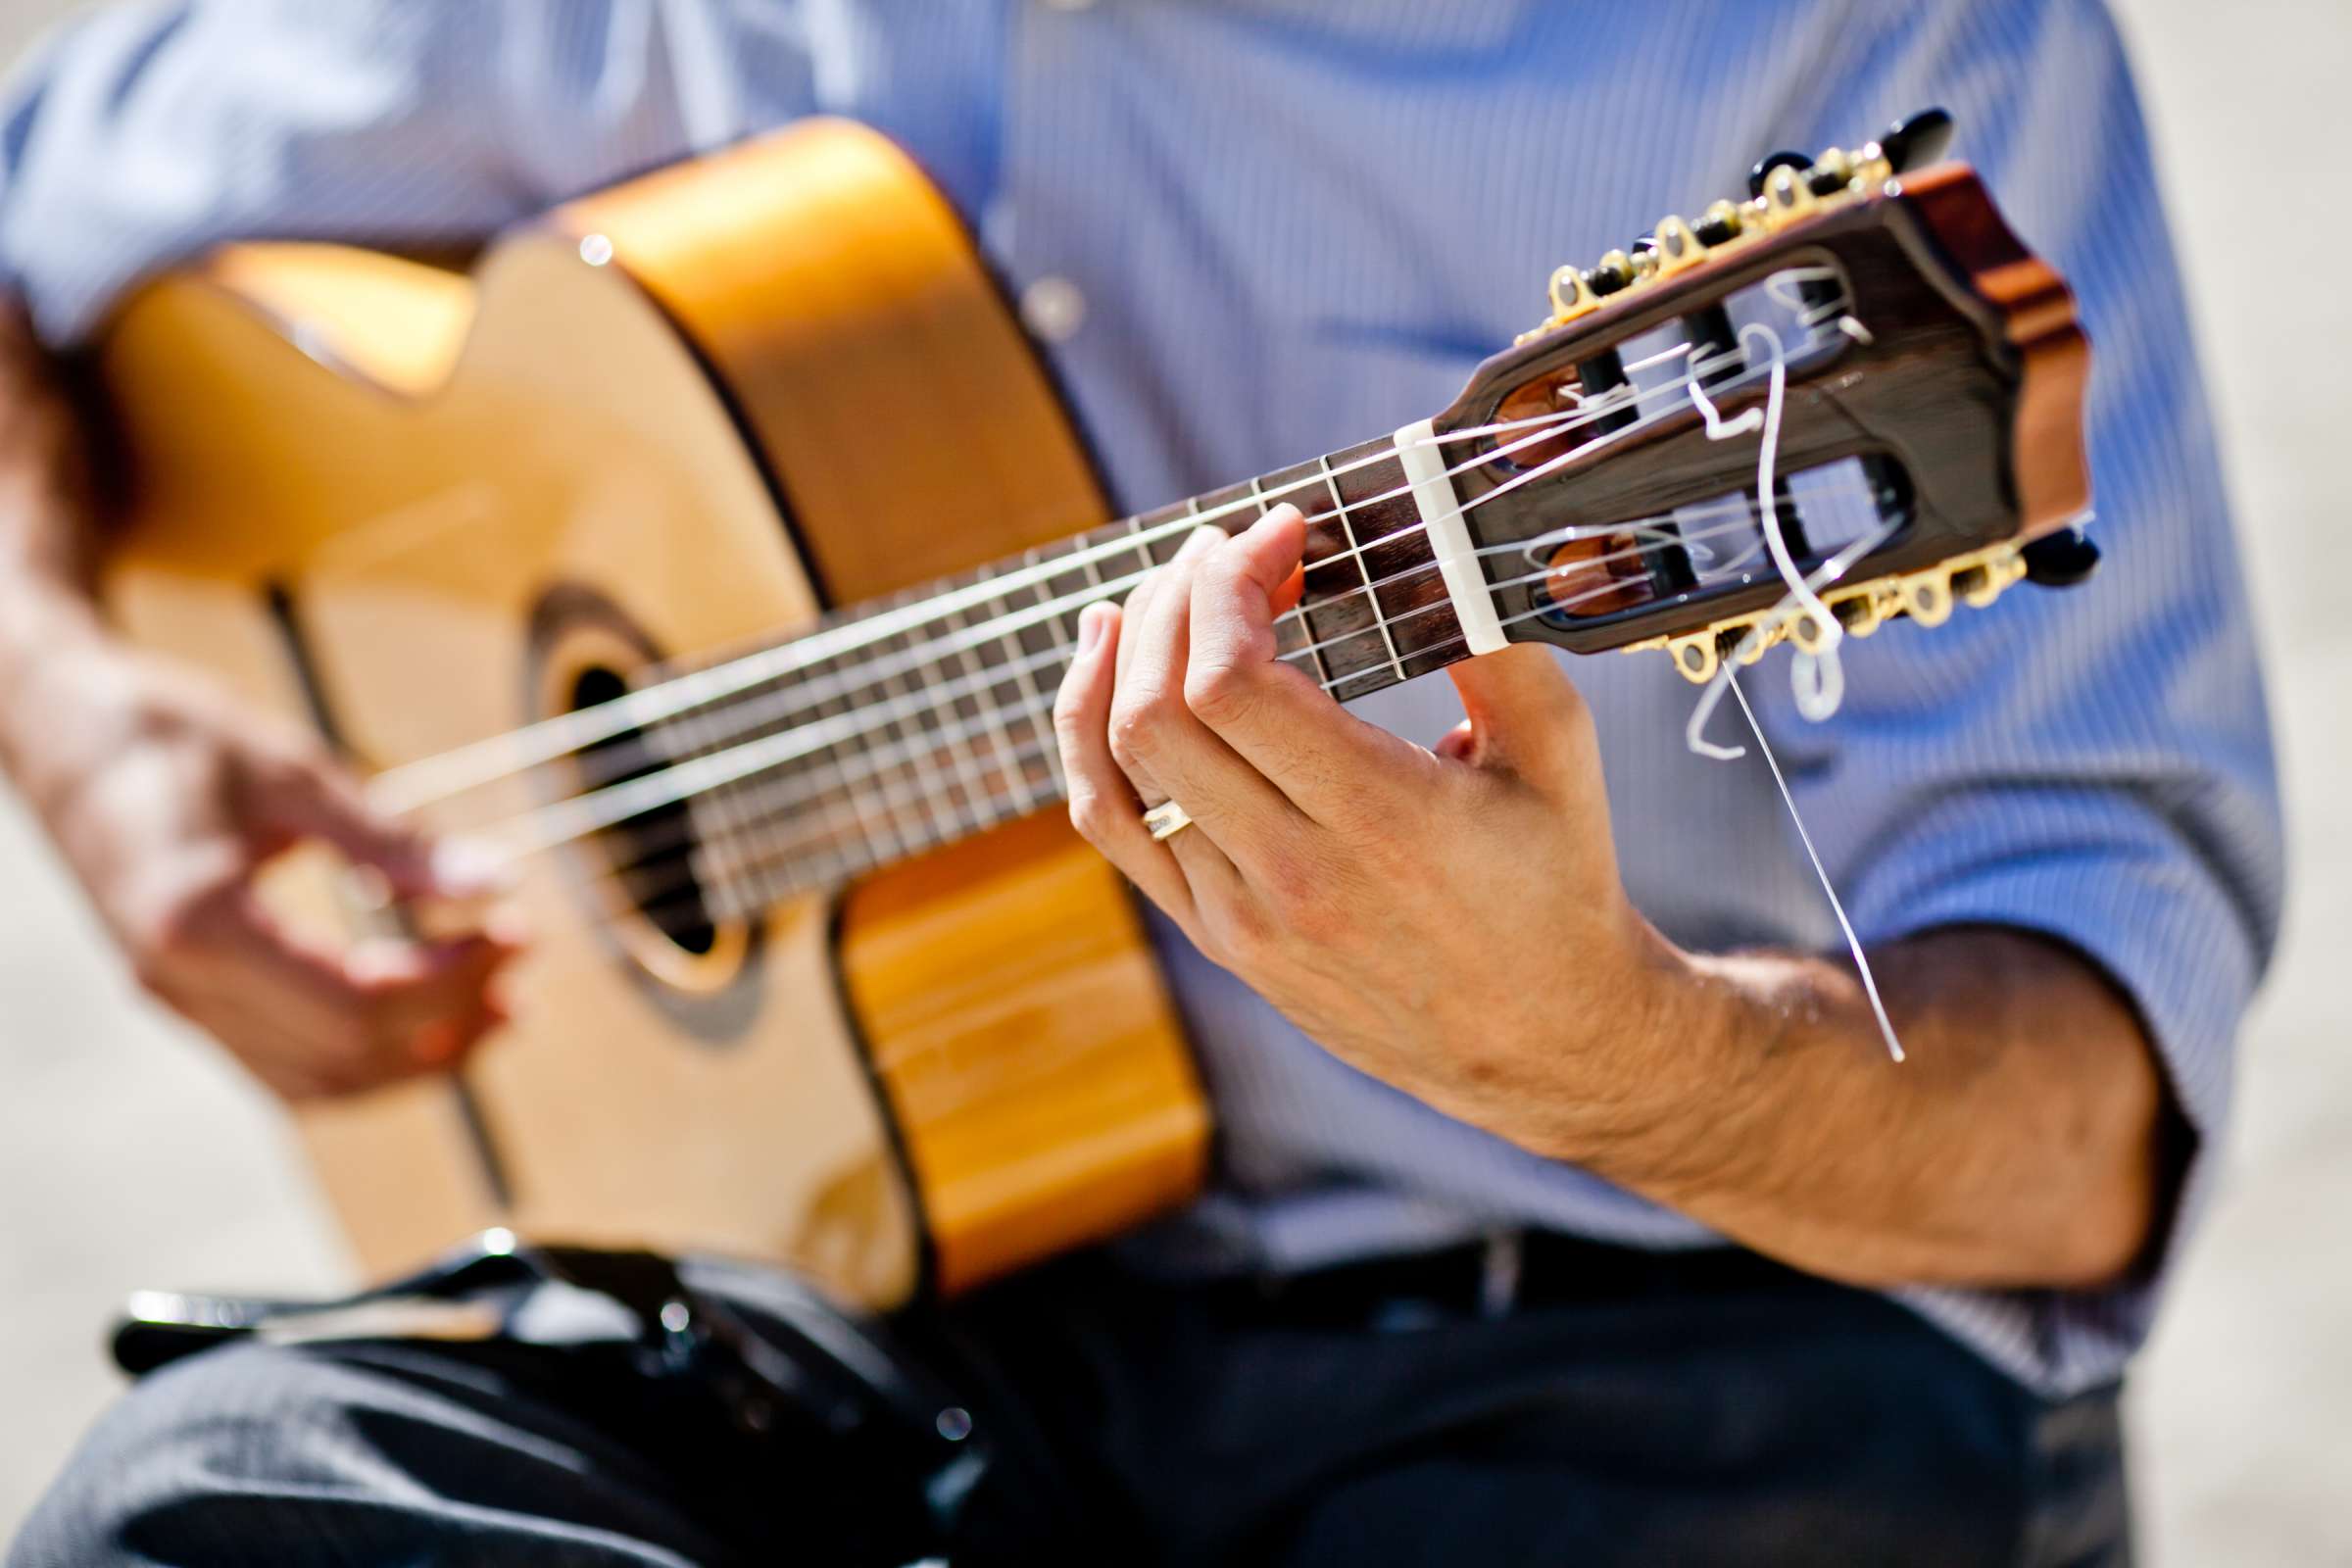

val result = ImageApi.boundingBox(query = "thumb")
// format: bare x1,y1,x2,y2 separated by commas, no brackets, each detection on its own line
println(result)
1442,644,1593,786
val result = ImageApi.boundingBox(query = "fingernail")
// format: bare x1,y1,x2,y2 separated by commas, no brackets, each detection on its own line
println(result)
432,837,515,897
1184,523,1224,556
1078,606,1107,654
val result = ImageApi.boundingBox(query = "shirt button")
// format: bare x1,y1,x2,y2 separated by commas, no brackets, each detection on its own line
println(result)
1020,275,1088,343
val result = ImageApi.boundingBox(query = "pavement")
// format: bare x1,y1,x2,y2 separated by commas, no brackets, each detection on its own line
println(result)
0,0,2344,1557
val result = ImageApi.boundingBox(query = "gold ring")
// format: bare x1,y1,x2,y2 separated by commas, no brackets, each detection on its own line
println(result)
1143,800,1195,842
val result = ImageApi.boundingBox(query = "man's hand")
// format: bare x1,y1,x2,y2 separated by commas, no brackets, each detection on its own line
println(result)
1054,505,2174,1291
1053,506,1680,1154
8,646,523,1101
0,303,520,1102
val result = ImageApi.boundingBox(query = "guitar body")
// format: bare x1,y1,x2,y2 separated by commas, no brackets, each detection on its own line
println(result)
93,121,1208,1305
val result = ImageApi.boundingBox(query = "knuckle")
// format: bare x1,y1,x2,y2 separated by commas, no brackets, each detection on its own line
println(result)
1182,661,1254,727
1208,896,1276,960
1106,701,1158,766
1066,784,1113,844
1265,876,1337,943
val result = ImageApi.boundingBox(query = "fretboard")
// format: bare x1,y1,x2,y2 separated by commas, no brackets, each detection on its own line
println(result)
666,433,1462,918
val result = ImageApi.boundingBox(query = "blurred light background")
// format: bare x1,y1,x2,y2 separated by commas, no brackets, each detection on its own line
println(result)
0,1,2343,1557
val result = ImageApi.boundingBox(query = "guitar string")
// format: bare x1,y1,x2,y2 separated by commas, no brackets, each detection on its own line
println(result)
528,266,1910,1065
448,392,1630,810
365,387,1632,812
372,351,1700,813
369,308,1841,815
516,469,1807,845
442,335,1845,853
487,406,1857,866
1683,310,1908,1062
546,507,1786,914
582,536,1894,941
549,499,1818,926
508,498,1772,864
566,502,1894,933
484,305,1886,875
1727,669,1906,1063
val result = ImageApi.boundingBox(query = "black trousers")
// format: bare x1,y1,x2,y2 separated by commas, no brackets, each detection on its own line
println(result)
10,1238,2129,1566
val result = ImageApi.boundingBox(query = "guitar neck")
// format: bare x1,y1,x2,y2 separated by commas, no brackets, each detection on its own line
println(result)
680,431,1461,917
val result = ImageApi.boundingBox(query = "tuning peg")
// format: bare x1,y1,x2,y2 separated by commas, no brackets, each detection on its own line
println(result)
1748,150,1811,200
1586,249,1637,297
1804,148,1854,197
1879,107,1956,173
1628,232,1660,282
2021,528,2101,588
1693,200,1745,247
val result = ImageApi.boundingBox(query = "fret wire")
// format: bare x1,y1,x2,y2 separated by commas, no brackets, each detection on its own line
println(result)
1320,451,1408,686
617,523,1742,916
875,632,967,842
662,677,751,905
941,583,1038,819
549,431,1830,884
810,657,916,864
1178,496,1205,563
993,547,1066,800
922,638,997,833
1124,512,1157,580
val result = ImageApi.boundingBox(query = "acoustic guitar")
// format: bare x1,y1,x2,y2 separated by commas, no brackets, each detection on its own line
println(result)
89,111,2088,1307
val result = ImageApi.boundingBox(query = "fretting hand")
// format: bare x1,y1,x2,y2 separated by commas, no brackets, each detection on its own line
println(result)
1053,504,1690,1158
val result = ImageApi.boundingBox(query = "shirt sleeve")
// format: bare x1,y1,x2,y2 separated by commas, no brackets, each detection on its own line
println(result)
0,0,819,347
1757,0,2285,1392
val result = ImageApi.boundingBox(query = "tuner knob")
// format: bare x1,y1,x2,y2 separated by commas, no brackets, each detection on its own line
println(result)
1693,200,1744,246
2021,528,2101,588
1748,149,1811,200
1805,148,1853,197
1880,108,1956,173
1628,232,1660,281
1585,249,1637,297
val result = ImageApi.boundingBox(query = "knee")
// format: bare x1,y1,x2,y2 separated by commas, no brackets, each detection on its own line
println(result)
10,1342,368,1567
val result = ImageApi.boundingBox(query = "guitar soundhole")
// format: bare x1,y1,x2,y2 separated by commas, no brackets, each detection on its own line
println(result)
569,664,720,957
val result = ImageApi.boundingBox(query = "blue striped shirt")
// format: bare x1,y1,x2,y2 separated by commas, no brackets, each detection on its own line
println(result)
0,0,2282,1397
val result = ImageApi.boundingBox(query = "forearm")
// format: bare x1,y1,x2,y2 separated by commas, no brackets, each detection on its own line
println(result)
1554,925,2173,1291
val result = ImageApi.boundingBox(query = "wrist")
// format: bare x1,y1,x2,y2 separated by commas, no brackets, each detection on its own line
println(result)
0,618,139,803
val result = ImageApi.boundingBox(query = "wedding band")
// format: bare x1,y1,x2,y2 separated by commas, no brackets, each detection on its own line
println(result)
1143,800,1196,842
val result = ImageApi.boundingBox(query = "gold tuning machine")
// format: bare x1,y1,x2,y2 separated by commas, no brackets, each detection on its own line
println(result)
1631,541,2029,686
1525,111,1957,344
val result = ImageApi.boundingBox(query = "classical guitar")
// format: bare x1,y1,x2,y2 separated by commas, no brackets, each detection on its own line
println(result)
90,111,2088,1306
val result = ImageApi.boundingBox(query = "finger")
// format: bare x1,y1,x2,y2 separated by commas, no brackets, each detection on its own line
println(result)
1054,601,1200,927
1110,555,1170,798
1185,506,1430,821
1109,523,1223,801
1444,644,1594,789
204,982,491,1101
203,891,520,1081
243,750,513,901
1111,529,1305,869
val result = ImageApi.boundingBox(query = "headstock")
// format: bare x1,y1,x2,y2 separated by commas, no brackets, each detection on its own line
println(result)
1441,111,2092,684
